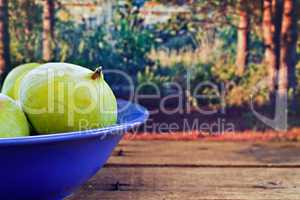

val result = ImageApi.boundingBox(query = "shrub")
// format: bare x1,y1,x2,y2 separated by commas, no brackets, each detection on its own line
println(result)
137,66,170,95
54,6,155,86
225,63,269,106
9,0,43,64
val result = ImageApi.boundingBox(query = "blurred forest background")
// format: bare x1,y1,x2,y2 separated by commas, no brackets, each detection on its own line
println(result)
0,0,299,132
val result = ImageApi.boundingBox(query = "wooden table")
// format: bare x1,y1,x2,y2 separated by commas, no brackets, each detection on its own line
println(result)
68,140,300,200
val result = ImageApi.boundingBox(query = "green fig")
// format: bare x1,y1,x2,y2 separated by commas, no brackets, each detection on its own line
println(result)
20,63,117,134
1,63,41,100
0,94,30,138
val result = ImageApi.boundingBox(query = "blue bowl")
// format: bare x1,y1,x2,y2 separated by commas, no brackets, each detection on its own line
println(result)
0,100,148,200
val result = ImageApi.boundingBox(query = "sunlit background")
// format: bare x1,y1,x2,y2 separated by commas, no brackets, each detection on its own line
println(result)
0,0,299,137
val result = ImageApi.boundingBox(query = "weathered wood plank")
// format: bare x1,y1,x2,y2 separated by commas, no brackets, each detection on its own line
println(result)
69,167,300,200
67,141,300,199
108,140,300,166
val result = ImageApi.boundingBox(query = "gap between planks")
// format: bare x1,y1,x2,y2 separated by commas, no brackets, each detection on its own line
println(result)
104,163,300,168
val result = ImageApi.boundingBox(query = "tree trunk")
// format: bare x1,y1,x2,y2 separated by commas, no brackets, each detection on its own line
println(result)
279,0,298,106
263,0,277,92
20,0,32,38
236,1,250,75
0,0,10,82
43,0,55,62
21,0,33,59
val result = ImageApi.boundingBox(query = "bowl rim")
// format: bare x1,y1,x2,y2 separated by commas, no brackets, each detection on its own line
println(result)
0,100,149,146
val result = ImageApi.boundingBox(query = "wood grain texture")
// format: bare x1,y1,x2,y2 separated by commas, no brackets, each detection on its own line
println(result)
108,141,300,166
67,140,300,200
69,167,300,200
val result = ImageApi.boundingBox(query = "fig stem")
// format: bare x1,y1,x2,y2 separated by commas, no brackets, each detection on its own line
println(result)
91,66,103,80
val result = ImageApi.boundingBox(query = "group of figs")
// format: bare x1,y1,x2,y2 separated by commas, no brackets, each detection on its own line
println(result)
0,63,117,138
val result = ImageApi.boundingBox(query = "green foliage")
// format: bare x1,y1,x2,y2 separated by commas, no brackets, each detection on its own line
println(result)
220,63,269,106
9,1,155,85
249,32,264,63
151,14,198,50
110,13,154,76
55,21,109,67
211,58,237,83
9,0,43,64
7,0,298,109
54,5,155,85
137,66,170,94
217,26,264,64
217,26,237,56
